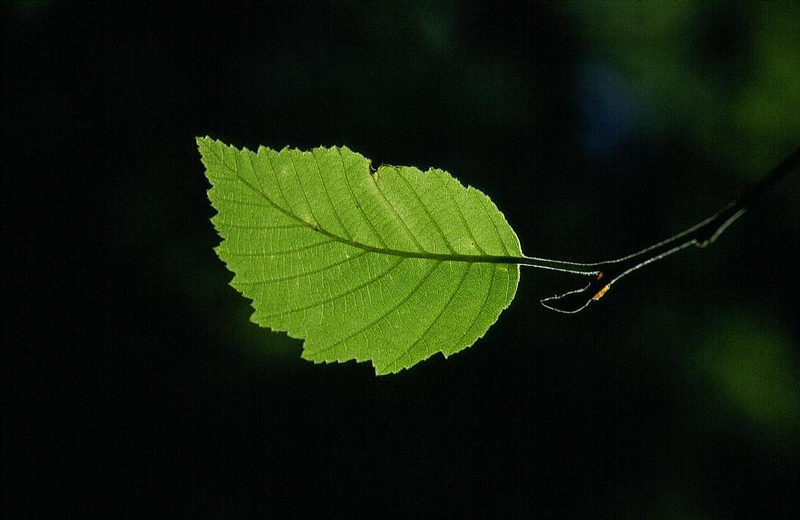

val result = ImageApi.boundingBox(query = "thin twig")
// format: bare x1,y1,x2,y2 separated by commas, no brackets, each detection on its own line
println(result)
536,145,800,313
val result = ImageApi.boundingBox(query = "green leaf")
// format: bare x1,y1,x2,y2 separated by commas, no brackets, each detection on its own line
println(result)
198,137,522,374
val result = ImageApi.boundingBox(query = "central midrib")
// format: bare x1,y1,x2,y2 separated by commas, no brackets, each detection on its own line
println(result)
217,148,527,265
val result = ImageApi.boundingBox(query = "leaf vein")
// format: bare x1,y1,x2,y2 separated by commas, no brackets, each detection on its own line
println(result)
288,152,320,226
260,257,405,319
397,171,457,254
215,222,306,231
387,262,473,371
221,238,333,257
264,150,296,215
336,148,387,247
309,261,442,357
372,175,427,253
311,149,353,240
453,264,497,348
235,250,368,285
440,175,487,255
476,193,511,255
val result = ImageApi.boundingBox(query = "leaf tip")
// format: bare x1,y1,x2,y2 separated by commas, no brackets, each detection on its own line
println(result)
195,135,213,149
196,136,220,167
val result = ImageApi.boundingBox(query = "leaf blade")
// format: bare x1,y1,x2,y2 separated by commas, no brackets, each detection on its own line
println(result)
199,137,522,374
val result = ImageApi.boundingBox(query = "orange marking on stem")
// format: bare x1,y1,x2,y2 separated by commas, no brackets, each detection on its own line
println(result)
592,284,610,300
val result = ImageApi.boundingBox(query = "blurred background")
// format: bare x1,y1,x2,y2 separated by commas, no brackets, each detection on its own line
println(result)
4,0,799,518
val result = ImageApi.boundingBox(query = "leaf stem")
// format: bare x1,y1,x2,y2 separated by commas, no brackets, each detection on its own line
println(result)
535,145,800,313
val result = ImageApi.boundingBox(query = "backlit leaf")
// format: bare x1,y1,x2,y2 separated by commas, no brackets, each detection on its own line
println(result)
198,137,523,374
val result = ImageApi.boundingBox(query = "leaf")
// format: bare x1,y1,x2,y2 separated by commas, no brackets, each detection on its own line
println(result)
198,137,522,374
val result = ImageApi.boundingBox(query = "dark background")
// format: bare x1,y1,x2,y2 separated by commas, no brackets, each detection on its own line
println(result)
4,1,799,518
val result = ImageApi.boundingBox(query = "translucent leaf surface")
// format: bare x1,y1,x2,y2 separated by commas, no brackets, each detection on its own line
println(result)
198,137,522,374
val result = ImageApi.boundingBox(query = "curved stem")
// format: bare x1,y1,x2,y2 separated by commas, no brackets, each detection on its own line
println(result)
535,145,800,313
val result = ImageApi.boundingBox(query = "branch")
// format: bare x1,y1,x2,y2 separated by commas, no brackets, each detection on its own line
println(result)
532,145,800,313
